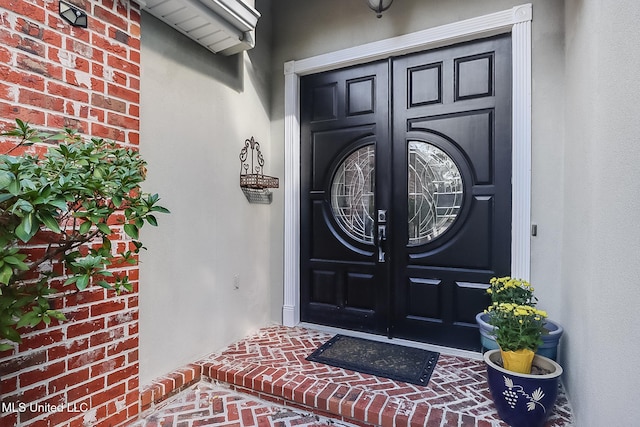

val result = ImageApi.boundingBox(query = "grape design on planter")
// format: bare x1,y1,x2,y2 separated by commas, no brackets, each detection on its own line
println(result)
503,387,519,408
502,376,547,413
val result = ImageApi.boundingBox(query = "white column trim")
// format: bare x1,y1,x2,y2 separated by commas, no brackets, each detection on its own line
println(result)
283,62,300,326
510,18,532,281
283,4,533,326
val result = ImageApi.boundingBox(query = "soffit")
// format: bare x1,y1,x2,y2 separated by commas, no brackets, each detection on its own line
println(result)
140,0,260,55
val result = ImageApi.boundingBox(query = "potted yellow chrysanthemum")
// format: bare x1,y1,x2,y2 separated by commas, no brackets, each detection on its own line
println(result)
476,277,564,360
483,302,564,427
486,276,537,305
480,278,565,427
485,302,548,373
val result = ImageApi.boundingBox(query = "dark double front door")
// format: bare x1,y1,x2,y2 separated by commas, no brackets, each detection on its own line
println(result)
300,35,512,351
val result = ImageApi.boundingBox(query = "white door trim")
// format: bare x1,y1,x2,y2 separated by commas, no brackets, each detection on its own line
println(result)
283,4,532,327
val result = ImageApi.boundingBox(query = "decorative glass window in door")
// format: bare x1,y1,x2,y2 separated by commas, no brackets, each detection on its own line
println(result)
408,141,463,245
330,145,375,244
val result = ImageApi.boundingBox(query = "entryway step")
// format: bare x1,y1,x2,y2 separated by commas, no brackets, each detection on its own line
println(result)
135,380,358,426
139,326,574,427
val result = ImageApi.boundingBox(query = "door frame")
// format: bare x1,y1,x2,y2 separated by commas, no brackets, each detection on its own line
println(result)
283,4,533,327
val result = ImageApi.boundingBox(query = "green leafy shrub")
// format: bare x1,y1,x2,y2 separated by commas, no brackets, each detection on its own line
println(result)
0,119,168,351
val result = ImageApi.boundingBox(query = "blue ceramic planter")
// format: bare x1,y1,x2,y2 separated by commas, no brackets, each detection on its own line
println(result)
476,312,564,360
484,349,563,427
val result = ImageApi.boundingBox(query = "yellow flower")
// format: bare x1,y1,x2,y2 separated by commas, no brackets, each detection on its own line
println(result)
484,276,551,352
514,307,529,316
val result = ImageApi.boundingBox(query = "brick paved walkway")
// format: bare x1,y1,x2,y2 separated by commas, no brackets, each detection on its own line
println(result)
138,326,574,426
133,380,357,427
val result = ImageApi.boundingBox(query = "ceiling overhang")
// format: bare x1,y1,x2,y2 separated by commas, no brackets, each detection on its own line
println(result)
139,0,260,55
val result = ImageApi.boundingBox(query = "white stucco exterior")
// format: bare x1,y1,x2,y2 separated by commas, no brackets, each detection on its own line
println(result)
138,1,640,425
562,1,640,425
138,2,276,384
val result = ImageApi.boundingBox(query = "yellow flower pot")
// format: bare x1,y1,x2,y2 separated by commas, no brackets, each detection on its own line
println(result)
500,348,535,374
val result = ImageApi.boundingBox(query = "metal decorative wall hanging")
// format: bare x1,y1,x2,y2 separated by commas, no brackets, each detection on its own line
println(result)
239,137,279,204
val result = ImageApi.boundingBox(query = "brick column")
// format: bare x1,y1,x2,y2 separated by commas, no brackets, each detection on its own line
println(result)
0,0,143,425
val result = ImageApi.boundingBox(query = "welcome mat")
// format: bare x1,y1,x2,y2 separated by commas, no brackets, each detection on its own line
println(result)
306,335,439,387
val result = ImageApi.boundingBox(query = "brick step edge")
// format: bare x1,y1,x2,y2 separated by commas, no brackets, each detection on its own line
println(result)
139,361,495,427
200,361,488,427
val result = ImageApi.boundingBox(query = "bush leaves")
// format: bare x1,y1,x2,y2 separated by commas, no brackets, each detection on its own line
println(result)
0,119,169,347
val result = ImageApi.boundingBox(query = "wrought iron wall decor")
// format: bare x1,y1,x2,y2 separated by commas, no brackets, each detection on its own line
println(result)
239,136,279,204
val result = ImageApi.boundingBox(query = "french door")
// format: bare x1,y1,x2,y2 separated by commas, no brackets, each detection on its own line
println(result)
300,35,512,350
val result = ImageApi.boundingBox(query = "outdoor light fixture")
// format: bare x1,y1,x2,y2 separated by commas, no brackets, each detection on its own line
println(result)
59,1,88,28
366,0,393,18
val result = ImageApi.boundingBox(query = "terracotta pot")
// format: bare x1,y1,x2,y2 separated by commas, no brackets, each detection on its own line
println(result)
484,349,563,427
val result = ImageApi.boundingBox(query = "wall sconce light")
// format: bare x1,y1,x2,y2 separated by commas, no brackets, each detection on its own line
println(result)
59,1,88,28
239,137,279,204
366,0,394,18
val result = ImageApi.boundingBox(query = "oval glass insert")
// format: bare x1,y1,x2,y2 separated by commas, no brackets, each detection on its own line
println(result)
330,145,375,244
408,141,463,245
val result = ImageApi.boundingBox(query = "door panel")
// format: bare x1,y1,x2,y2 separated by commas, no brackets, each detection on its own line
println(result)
409,111,494,184
391,35,512,349
300,35,511,350
300,61,391,334
310,126,375,191
406,196,493,268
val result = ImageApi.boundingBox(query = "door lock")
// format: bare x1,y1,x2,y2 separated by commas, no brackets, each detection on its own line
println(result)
378,224,386,262
377,209,387,263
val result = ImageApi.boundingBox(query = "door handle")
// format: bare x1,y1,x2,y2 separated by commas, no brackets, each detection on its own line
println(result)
377,209,387,263
378,224,386,263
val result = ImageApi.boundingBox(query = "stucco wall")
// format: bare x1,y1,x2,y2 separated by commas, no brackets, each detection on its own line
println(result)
563,1,640,425
138,2,275,385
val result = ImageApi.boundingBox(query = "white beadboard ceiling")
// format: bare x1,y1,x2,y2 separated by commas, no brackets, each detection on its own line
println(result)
140,0,260,55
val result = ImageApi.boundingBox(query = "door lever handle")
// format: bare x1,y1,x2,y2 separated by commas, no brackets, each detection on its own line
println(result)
378,224,386,263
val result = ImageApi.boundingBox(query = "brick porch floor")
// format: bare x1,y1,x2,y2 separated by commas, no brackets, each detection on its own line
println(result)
136,325,574,426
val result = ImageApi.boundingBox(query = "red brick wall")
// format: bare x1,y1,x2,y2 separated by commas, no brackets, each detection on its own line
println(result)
0,0,142,425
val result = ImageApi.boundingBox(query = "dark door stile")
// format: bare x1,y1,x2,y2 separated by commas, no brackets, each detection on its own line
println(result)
299,35,513,351
299,60,392,336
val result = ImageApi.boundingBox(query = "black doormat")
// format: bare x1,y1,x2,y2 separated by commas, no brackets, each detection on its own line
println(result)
306,335,439,387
